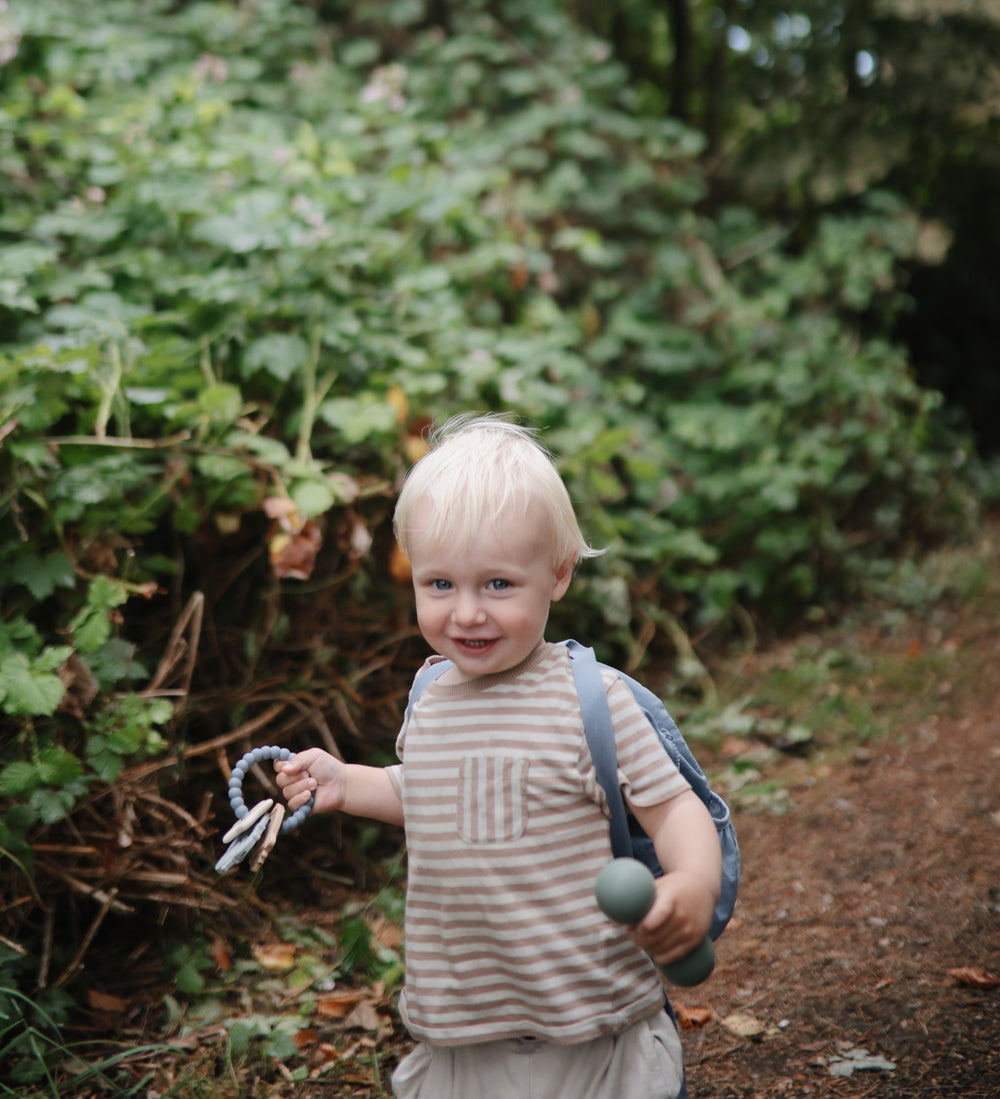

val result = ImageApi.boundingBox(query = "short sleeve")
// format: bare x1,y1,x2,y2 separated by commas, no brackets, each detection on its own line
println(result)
605,675,690,809
386,762,404,800
387,707,410,800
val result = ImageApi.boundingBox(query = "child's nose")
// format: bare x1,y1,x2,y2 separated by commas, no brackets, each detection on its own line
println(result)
452,592,486,626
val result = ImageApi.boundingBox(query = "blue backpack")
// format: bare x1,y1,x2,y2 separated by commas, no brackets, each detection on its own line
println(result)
406,638,740,941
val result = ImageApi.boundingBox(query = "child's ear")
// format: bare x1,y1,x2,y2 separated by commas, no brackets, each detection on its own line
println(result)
551,556,575,602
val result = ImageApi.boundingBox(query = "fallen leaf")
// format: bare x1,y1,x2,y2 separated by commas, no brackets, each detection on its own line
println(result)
211,935,233,972
344,998,382,1031
370,914,404,952
947,966,1000,989
675,1004,715,1030
87,989,128,1013
316,991,368,1018
827,1047,896,1076
721,1011,767,1038
270,517,323,580
252,941,296,971
293,1028,319,1049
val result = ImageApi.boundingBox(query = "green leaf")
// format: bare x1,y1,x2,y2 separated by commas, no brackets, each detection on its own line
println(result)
316,398,397,445
85,735,124,783
289,477,335,517
263,1027,300,1061
36,746,83,786
242,334,310,382
31,646,74,674
10,552,76,600
174,960,206,996
85,639,147,689
227,1019,258,1058
0,619,43,660
86,574,128,612
29,786,77,825
69,605,112,655
198,383,243,424
0,803,38,856
0,654,66,716
0,762,41,798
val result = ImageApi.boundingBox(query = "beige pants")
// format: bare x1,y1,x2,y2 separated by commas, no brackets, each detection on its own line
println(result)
391,1010,684,1099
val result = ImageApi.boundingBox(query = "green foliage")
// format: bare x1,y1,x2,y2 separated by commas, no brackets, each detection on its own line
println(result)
0,0,984,641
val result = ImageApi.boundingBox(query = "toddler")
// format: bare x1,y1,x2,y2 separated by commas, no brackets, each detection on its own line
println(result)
276,413,722,1099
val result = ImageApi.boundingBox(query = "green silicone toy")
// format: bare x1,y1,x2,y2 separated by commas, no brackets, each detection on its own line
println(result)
594,857,716,987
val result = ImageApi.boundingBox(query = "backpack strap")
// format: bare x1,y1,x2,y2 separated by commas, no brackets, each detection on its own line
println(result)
564,640,633,861
404,659,452,722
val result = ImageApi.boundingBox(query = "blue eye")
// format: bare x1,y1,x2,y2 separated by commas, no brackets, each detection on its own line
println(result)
487,578,510,591
430,579,452,591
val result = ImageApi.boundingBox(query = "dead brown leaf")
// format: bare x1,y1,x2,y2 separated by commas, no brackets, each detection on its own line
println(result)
211,934,233,972
721,1011,768,1038
946,966,1000,989
86,989,128,1013
252,941,296,971
369,914,404,952
316,990,368,1018
269,516,323,580
344,998,382,1031
675,1003,715,1030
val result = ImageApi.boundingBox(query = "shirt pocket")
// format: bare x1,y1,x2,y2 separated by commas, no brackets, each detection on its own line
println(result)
457,756,529,844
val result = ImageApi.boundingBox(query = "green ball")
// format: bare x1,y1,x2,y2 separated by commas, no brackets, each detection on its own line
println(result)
662,936,716,987
594,858,656,925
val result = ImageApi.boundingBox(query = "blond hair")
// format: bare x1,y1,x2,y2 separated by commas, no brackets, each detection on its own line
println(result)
393,413,602,568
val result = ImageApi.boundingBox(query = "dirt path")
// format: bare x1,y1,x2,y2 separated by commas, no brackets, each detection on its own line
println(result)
676,598,1000,1097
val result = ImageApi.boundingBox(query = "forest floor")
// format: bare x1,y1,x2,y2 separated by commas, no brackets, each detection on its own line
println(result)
675,562,1000,1099
54,526,1000,1099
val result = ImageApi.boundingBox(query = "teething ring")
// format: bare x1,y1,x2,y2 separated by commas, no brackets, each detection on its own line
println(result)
228,745,314,834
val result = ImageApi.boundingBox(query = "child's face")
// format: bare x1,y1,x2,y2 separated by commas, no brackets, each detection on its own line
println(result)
408,499,573,684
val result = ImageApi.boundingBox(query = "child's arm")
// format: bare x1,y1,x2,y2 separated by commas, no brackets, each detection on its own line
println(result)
628,789,722,966
274,749,404,826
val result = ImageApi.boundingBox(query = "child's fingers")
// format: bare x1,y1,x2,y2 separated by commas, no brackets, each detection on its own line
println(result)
273,751,325,811
632,881,702,962
280,777,316,811
286,787,313,811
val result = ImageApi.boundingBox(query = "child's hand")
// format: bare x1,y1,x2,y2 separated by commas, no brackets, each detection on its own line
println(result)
274,749,346,815
628,870,714,966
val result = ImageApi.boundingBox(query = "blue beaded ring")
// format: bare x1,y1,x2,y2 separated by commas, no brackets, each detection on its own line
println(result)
228,745,314,833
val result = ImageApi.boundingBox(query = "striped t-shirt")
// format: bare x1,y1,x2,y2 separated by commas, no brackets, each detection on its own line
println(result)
386,641,690,1046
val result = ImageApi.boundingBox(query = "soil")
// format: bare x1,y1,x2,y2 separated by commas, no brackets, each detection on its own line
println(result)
674,598,1000,1097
